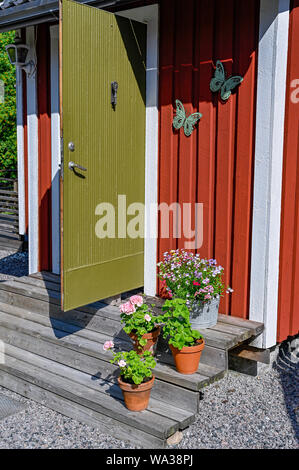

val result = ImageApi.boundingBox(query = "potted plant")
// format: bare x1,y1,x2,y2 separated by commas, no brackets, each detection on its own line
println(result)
103,341,156,411
157,298,205,375
158,249,233,329
119,295,161,355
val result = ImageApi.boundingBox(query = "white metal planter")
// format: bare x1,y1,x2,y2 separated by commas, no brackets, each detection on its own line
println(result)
188,297,220,329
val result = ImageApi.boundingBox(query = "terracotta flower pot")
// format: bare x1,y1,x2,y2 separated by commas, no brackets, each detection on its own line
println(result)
170,339,205,374
118,375,155,411
129,327,161,355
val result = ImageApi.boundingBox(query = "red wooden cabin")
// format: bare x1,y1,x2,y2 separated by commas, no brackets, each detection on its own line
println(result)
0,0,298,349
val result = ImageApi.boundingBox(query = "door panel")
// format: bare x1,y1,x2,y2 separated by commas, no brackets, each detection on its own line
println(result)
61,0,146,311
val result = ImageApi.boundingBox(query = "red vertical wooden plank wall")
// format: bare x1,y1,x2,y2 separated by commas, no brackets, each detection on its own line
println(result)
158,0,259,319
37,24,52,271
277,0,299,342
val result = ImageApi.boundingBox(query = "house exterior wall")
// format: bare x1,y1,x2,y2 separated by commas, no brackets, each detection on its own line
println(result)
277,0,299,342
158,0,259,319
37,23,52,272
22,23,52,273
16,0,298,343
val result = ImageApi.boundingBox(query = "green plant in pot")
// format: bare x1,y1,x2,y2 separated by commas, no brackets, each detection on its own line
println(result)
103,341,156,411
158,249,233,329
157,298,205,375
119,295,161,355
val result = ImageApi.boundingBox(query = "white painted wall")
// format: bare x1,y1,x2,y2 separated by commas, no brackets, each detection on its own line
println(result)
26,26,39,274
16,64,25,236
118,4,159,296
50,25,61,274
250,0,290,348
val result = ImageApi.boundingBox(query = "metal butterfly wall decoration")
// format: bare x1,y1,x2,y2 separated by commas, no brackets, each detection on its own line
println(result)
172,99,202,137
210,60,243,101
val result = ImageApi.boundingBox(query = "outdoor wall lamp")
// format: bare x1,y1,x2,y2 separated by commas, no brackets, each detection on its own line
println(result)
5,38,36,78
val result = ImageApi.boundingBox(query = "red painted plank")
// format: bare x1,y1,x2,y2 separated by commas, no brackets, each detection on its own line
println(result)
37,24,52,271
278,0,299,342
213,0,236,314
175,0,197,252
230,0,258,318
196,0,216,260
158,0,177,295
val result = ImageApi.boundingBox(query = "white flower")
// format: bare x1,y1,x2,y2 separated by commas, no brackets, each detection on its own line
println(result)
144,314,151,322
118,360,126,368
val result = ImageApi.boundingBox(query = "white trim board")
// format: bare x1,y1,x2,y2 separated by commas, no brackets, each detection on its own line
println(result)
26,26,39,274
117,4,159,297
249,0,290,348
16,63,25,236
50,24,61,274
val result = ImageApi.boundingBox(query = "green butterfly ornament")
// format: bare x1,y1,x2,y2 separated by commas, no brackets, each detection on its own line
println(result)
172,100,202,137
210,60,243,101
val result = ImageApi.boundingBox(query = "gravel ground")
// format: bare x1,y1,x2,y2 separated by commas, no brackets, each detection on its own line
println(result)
0,250,297,449
0,249,28,281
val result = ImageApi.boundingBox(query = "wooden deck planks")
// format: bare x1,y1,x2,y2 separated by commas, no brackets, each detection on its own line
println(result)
0,372,166,448
0,277,263,351
0,273,263,447
0,307,220,393
3,344,195,430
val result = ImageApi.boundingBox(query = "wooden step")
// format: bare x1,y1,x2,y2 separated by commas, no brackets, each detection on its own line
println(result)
0,241,24,252
0,276,264,368
0,345,195,448
0,273,264,447
0,306,224,395
0,321,199,413
0,372,165,448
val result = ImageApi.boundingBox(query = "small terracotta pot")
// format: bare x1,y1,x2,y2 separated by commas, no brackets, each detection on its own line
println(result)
118,375,155,411
129,327,161,355
170,339,205,375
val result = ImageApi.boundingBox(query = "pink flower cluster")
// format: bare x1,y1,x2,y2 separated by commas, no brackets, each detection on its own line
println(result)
194,285,214,300
120,302,136,315
119,295,144,315
130,295,143,307
103,340,114,351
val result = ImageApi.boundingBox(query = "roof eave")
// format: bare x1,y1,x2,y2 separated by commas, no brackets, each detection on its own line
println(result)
0,0,136,32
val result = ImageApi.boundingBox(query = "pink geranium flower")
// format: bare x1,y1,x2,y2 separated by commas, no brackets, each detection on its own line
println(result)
129,295,143,307
144,314,151,322
103,340,114,351
120,301,136,314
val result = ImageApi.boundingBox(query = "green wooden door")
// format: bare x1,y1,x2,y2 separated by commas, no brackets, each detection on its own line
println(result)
61,0,146,311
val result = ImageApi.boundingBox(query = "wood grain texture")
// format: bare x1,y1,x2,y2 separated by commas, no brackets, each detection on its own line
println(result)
277,0,299,342
157,0,259,319
37,23,52,272
62,0,146,310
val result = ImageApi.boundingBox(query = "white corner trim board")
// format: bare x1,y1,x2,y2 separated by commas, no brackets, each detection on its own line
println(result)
26,26,39,274
250,0,290,348
50,25,61,275
16,64,25,236
117,5,159,296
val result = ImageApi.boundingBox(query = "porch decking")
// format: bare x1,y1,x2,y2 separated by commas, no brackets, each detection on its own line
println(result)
0,273,263,448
